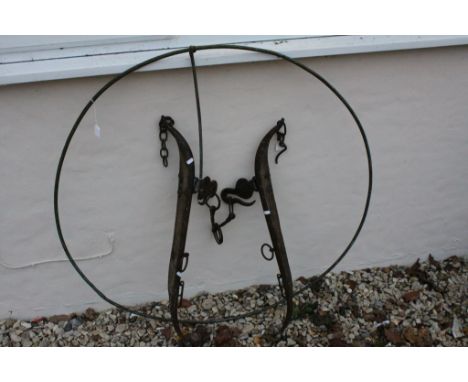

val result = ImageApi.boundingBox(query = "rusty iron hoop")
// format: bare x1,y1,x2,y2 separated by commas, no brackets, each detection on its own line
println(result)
54,44,373,325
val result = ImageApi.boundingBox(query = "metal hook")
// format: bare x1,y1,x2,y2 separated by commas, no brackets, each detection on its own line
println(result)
274,118,287,164
179,252,189,273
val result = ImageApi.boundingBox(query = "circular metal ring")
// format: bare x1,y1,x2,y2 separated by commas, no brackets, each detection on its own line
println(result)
54,44,372,325
212,225,224,245
260,243,275,261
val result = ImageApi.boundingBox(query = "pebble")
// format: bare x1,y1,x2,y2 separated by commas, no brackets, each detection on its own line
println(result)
287,338,297,346
201,298,215,310
20,322,32,329
22,338,32,347
1,255,466,347
9,333,21,343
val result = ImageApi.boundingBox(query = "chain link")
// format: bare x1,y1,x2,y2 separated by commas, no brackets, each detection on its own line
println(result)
159,119,170,167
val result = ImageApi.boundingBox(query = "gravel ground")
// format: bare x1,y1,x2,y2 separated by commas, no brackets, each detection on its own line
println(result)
1,255,466,347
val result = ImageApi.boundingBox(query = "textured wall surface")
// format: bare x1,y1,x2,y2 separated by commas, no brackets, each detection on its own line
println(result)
1,46,467,318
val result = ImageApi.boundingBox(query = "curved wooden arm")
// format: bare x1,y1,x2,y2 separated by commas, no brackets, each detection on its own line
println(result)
160,116,195,336
254,119,293,331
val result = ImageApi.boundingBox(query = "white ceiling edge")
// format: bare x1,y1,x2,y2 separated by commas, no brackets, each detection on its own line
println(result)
1,35,467,86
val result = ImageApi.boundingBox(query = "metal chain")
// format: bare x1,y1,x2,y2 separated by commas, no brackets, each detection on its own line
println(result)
159,118,170,167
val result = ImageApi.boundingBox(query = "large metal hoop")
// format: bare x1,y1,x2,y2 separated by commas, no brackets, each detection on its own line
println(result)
54,44,373,325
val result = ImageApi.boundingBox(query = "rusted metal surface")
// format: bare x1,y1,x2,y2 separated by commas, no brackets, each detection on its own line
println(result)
159,116,195,335
254,118,294,330
160,115,293,335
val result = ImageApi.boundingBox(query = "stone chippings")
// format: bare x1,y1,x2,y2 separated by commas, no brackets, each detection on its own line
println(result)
1,255,466,347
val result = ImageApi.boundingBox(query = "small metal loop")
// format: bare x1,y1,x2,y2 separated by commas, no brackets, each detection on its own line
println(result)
260,243,275,261
277,118,286,135
160,147,169,157
177,280,185,307
206,193,221,210
179,253,189,273
212,224,224,244
159,130,168,141
277,274,285,297
160,147,169,167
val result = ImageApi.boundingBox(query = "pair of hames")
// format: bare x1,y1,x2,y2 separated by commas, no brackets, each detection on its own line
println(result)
160,115,293,335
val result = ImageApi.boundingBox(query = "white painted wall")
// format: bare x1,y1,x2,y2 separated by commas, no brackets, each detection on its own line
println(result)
1,46,467,319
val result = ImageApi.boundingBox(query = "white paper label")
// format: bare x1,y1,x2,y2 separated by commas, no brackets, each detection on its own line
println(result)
94,123,101,138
